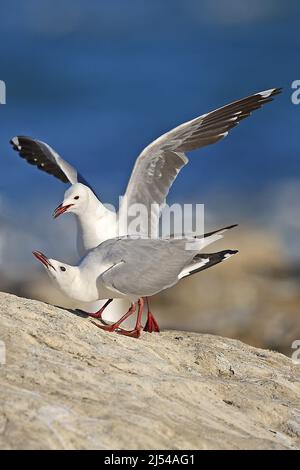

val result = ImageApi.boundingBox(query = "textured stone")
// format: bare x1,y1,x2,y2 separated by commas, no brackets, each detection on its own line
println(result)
0,292,299,450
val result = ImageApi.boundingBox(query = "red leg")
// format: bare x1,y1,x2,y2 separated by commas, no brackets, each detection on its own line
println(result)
117,298,144,338
87,299,113,319
143,297,160,333
91,303,136,332
78,298,113,325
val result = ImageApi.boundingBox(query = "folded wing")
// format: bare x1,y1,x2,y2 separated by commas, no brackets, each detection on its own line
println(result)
99,224,237,297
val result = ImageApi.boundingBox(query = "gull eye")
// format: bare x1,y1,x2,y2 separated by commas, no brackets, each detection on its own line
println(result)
60,266,66,272
74,196,79,200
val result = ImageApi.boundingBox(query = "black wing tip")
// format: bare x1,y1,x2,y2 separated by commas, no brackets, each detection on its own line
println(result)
201,248,239,258
256,87,282,101
272,87,283,96
222,223,238,231
224,249,239,256
196,223,238,240
9,135,71,184
10,135,36,149
10,136,20,148
185,248,238,278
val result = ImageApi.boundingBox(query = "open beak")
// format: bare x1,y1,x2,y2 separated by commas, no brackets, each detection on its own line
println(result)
52,203,74,219
32,251,56,271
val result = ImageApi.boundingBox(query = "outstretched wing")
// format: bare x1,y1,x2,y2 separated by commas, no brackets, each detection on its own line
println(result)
122,88,281,236
10,136,91,187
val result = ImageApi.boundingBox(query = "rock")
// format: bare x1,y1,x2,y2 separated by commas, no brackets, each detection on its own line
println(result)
0,291,299,450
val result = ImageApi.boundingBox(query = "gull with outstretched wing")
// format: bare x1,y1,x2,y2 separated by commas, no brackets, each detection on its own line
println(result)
11,87,281,329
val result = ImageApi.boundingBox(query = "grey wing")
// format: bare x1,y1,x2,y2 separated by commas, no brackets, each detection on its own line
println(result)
10,136,92,188
99,238,194,297
120,149,188,237
122,88,281,236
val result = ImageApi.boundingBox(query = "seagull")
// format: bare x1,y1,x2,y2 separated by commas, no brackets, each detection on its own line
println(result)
32,224,238,338
11,88,281,329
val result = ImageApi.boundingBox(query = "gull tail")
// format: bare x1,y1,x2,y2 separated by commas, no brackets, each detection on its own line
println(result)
179,249,238,279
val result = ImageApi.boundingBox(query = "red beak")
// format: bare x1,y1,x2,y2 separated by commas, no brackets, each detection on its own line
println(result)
32,251,56,271
52,203,74,219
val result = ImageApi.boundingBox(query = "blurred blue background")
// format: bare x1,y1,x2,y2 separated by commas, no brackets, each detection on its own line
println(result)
0,0,299,274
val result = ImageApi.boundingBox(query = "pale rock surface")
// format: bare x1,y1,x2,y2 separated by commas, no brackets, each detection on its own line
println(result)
0,292,299,450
